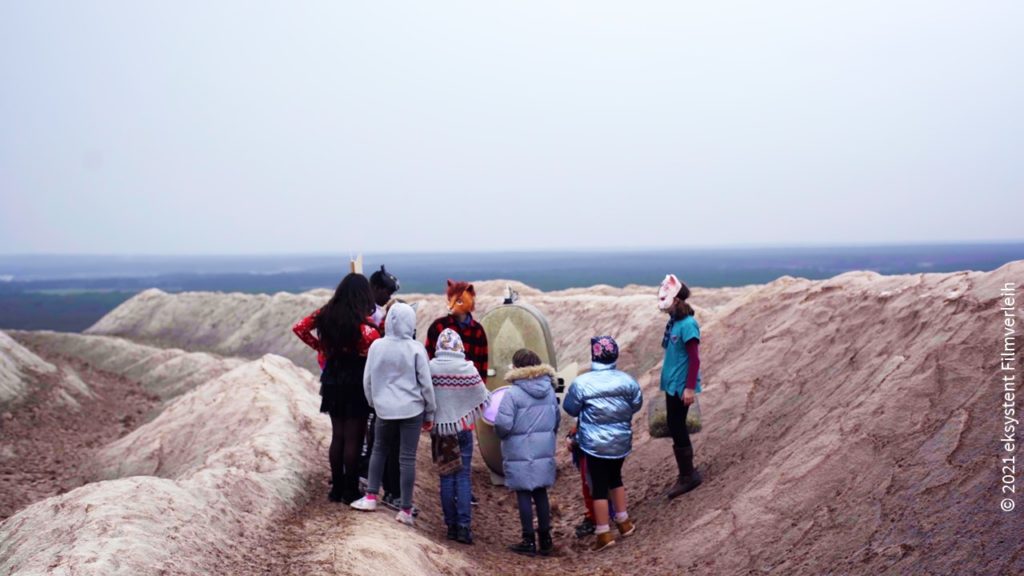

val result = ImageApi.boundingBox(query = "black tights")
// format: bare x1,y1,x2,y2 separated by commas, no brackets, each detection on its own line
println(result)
516,488,551,536
665,392,692,450
330,414,368,485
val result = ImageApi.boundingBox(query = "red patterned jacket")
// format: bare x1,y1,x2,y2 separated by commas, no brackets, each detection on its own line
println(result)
425,314,489,379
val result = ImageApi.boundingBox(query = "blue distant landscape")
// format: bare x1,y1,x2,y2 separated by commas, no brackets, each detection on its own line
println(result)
1,243,1021,332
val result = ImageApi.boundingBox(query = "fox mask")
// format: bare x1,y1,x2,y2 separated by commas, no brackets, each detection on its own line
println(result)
446,280,476,315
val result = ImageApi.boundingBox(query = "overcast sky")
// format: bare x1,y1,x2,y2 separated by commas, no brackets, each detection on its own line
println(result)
1,1,1021,254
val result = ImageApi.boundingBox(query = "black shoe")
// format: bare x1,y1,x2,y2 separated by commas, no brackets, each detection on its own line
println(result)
327,489,344,503
471,494,479,506
538,530,553,556
574,518,595,539
509,532,536,556
446,525,458,541
340,476,362,505
381,493,401,511
382,494,420,516
456,525,474,545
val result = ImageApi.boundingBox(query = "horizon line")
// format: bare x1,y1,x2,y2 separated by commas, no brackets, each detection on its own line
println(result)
2,239,1024,259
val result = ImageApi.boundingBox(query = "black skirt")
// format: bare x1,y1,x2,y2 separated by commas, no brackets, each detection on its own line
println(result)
319,353,370,419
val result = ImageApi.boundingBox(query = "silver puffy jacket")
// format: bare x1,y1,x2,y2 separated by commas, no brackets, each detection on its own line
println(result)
563,362,643,459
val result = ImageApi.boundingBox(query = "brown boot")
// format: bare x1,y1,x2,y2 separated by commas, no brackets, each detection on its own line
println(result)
591,531,616,552
616,518,636,537
668,447,703,499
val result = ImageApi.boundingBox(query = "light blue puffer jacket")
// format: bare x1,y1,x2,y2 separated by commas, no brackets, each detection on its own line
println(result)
494,364,560,491
563,362,643,459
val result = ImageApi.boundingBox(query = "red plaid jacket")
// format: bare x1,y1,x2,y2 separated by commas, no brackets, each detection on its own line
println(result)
425,314,489,379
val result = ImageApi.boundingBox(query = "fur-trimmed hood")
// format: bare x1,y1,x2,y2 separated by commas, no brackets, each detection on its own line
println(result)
504,363,556,383
505,364,556,399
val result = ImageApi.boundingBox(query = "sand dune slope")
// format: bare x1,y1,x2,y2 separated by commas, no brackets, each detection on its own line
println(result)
622,261,1023,575
0,354,479,576
0,356,321,575
10,330,245,402
3,263,1020,575
0,331,90,411
86,281,750,374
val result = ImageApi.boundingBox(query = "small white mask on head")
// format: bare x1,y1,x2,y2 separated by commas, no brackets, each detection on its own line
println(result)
658,274,683,311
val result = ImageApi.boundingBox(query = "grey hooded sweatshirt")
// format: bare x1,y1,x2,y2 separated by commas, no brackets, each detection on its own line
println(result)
363,302,436,421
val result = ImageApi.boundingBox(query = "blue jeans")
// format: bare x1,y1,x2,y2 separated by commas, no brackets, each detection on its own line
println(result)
439,430,474,527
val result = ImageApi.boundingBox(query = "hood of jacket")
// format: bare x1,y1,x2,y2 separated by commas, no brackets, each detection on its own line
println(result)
384,302,416,340
505,364,556,399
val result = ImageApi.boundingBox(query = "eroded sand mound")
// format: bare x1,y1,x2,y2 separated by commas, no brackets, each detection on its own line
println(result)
86,281,751,375
4,263,1021,575
1,354,481,576
0,331,90,412
0,355,321,575
618,261,1024,575
10,330,245,402
0,331,247,519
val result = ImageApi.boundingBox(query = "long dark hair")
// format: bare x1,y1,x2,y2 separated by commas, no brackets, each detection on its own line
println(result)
315,273,375,359
676,282,695,317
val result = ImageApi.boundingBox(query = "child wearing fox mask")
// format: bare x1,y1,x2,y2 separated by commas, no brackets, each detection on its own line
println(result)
425,280,489,509
425,280,489,379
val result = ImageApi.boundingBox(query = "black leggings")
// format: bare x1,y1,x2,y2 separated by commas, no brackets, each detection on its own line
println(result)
329,414,368,485
587,456,624,500
516,488,551,536
665,392,692,450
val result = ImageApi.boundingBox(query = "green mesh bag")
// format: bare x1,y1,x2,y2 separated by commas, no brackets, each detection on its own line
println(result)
648,394,702,437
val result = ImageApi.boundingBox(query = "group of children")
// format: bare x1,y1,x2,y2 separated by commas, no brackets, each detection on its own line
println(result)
292,269,704,556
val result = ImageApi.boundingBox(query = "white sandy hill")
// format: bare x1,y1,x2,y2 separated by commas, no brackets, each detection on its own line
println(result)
10,330,245,403
0,356,317,576
0,354,478,576
0,354,319,573
5,264,1021,575
86,281,752,375
0,330,56,408
620,260,1024,575
0,330,91,412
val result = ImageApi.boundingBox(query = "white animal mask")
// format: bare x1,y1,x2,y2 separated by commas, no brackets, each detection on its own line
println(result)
658,274,683,310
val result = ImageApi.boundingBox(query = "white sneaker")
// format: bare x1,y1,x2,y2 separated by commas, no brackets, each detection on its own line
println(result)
395,509,415,526
350,496,377,511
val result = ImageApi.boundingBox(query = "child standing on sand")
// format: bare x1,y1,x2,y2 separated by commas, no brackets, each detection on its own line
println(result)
658,274,704,499
351,302,435,526
429,329,490,545
563,336,643,551
495,349,560,557
292,273,380,504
